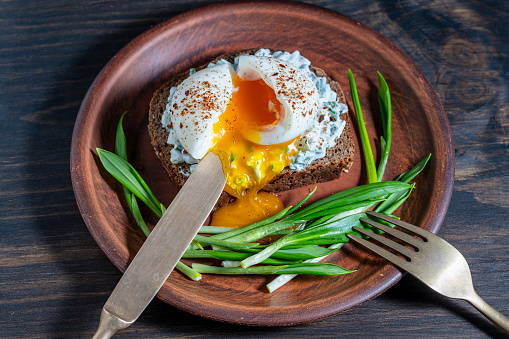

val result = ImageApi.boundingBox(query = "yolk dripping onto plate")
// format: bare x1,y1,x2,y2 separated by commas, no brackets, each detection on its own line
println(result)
209,75,298,228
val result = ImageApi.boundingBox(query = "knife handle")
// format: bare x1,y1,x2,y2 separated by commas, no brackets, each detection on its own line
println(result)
92,308,133,339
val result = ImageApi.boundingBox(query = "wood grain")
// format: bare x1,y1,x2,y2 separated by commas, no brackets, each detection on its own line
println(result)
1,0,508,337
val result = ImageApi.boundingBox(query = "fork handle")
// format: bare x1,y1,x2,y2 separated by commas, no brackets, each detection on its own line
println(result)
465,292,509,334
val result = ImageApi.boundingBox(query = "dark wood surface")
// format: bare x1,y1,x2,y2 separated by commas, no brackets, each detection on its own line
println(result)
1,0,507,337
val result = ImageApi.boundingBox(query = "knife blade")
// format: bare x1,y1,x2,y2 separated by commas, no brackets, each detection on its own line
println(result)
92,152,226,339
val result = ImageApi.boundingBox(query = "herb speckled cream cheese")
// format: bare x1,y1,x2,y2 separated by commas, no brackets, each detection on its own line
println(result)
161,49,348,176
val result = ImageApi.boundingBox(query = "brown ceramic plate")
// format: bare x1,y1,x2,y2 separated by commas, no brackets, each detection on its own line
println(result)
71,1,454,326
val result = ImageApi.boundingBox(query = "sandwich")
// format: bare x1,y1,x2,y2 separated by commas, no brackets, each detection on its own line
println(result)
148,48,354,228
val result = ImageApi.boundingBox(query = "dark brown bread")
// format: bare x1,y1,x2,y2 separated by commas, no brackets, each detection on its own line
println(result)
148,48,354,208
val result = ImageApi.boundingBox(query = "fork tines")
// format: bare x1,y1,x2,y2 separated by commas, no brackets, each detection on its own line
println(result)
346,211,427,270
365,211,430,239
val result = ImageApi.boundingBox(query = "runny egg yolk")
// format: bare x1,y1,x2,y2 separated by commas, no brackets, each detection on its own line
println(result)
209,75,298,228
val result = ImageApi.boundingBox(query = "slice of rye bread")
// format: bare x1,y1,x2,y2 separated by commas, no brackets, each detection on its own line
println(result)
148,48,355,209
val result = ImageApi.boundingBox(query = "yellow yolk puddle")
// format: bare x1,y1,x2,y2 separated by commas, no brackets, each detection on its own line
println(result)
209,75,298,228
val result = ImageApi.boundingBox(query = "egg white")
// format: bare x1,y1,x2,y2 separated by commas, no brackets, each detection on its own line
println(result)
236,56,319,145
168,63,234,159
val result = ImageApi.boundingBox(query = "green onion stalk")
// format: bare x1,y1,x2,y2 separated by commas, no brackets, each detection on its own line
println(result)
348,69,377,184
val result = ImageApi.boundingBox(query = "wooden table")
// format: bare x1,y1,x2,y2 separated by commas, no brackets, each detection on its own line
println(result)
1,1,507,337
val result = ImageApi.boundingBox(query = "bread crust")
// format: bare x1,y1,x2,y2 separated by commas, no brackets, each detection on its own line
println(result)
148,48,354,208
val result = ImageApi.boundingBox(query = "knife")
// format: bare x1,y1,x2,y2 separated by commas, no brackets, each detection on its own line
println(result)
92,152,226,338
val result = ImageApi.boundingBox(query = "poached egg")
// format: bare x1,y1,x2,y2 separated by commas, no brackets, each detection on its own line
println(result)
167,55,320,227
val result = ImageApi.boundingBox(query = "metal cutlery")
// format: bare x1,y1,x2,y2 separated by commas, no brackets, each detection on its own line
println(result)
92,152,226,338
347,211,509,334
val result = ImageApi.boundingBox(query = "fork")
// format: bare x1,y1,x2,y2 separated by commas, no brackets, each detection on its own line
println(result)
347,211,509,334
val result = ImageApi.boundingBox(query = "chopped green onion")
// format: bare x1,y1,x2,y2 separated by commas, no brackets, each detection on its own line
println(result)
302,199,384,221
241,214,364,268
348,69,377,183
266,243,345,292
192,235,258,251
284,186,317,215
129,193,150,237
222,261,241,267
225,219,306,244
176,262,201,281
237,245,337,261
376,72,392,181
183,250,301,266
114,112,151,237
209,206,292,241
380,186,414,215
115,112,128,160
97,148,163,217
199,225,234,234
375,154,431,214
289,181,412,220
192,263,354,276
307,202,377,228
275,263,355,276
192,263,286,275
397,153,432,183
